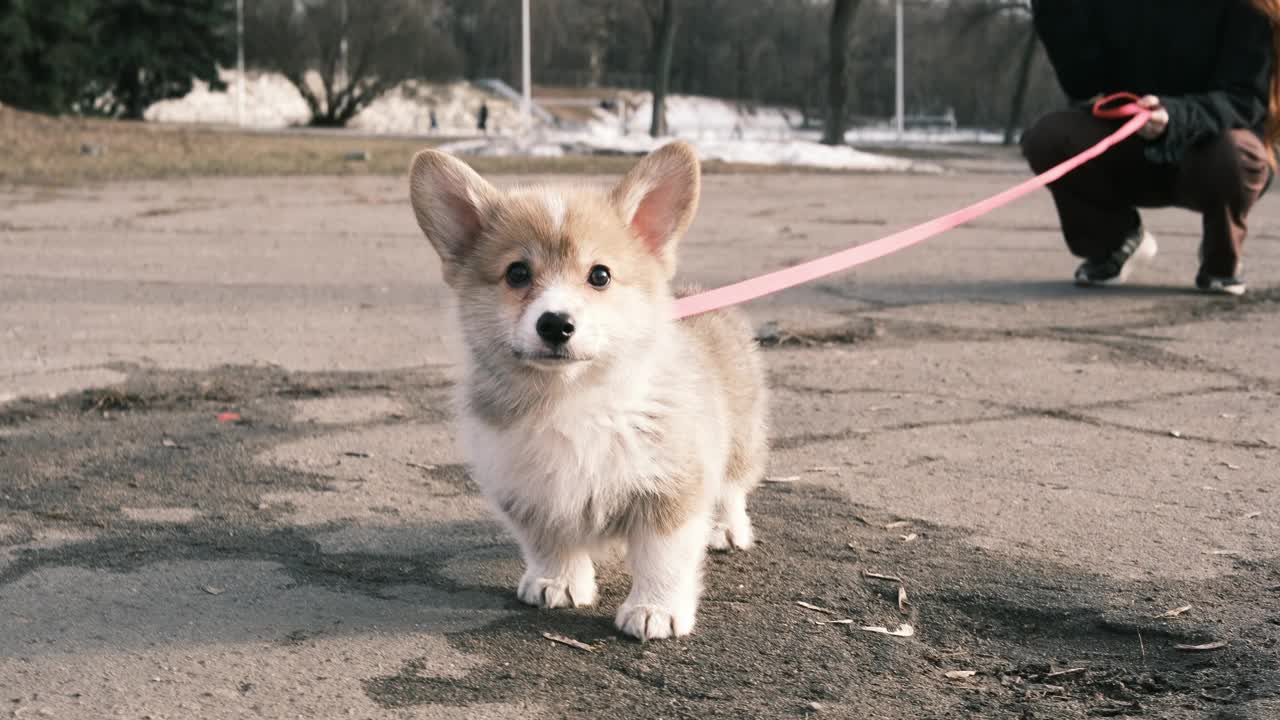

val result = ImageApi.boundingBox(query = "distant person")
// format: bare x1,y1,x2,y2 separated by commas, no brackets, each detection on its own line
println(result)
1022,0,1277,296
477,102,489,135
429,108,439,133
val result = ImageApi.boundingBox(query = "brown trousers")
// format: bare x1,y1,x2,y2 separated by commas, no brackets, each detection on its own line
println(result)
1022,110,1271,277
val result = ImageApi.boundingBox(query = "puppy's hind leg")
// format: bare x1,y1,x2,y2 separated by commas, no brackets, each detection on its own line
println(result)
709,484,754,552
709,438,766,552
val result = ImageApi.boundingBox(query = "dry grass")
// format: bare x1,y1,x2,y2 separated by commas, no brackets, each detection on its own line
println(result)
0,104,816,186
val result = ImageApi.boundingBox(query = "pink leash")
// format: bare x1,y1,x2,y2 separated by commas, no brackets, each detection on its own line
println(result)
673,93,1151,319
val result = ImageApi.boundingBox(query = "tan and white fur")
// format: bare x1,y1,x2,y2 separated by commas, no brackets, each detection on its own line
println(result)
408,142,767,641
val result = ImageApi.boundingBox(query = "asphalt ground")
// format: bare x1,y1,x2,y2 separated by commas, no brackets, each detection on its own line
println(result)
2,161,1277,718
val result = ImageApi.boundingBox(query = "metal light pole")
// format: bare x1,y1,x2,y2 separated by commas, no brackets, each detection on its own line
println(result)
895,0,904,140
521,0,532,121
236,0,245,126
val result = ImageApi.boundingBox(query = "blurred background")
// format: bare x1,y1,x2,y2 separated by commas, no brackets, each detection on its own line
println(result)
0,0,1063,181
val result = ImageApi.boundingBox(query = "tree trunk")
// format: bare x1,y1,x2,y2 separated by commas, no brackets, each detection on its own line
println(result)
1003,26,1038,146
736,42,748,100
117,65,144,119
649,0,676,138
822,0,858,146
586,4,610,88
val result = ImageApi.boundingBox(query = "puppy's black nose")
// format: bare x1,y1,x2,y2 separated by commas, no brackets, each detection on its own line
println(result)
536,312,575,346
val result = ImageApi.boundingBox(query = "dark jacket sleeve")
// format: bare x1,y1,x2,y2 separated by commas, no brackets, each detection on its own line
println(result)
1031,0,1103,102
1149,4,1273,164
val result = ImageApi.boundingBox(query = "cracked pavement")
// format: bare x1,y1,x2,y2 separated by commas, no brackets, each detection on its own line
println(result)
2,161,1278,718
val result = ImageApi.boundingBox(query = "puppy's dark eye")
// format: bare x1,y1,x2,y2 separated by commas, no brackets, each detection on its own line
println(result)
505,261,532,288
587,265,611,288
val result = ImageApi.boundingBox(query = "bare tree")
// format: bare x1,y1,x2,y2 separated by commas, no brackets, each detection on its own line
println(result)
822,0,860,145
645,0,677,137
247,0,460,127
430,0,1059,134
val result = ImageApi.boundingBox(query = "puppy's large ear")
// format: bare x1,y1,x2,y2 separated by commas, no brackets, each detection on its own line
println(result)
409,149,499,285
610,141,701,277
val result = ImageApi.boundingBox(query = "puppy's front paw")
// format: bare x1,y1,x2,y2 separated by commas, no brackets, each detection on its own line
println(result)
615,603,695,641
517,571,596,609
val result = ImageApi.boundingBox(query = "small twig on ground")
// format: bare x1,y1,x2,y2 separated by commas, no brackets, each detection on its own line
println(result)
1174,640,1227,652
543,632,596,652
1153,604,1191,619
860,623,914,638
796,601,835,615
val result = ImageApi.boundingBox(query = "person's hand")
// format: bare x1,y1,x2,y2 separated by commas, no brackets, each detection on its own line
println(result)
1136,95,1170,140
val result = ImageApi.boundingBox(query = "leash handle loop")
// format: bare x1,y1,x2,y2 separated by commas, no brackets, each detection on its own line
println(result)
1091,92,1145,120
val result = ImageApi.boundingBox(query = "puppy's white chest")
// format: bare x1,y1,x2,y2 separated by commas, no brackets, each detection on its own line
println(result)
462,402,665,520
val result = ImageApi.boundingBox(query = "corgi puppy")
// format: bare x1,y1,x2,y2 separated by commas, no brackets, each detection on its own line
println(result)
408,142,768,641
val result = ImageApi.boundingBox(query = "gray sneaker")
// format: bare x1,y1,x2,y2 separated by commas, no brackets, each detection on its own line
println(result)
1195,245,1246,296
1074,229,1158,286
1195,273,1246,296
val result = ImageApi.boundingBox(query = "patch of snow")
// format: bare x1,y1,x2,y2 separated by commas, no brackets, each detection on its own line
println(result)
611,93,796,141
145,70,536,135
586,91,1003,146
350,81,536,136
143,73,973,169
147,72,1000,153
145,70,310,128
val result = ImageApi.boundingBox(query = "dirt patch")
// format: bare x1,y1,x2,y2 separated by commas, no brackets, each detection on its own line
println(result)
365,482,1280,719
0,365,455,530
